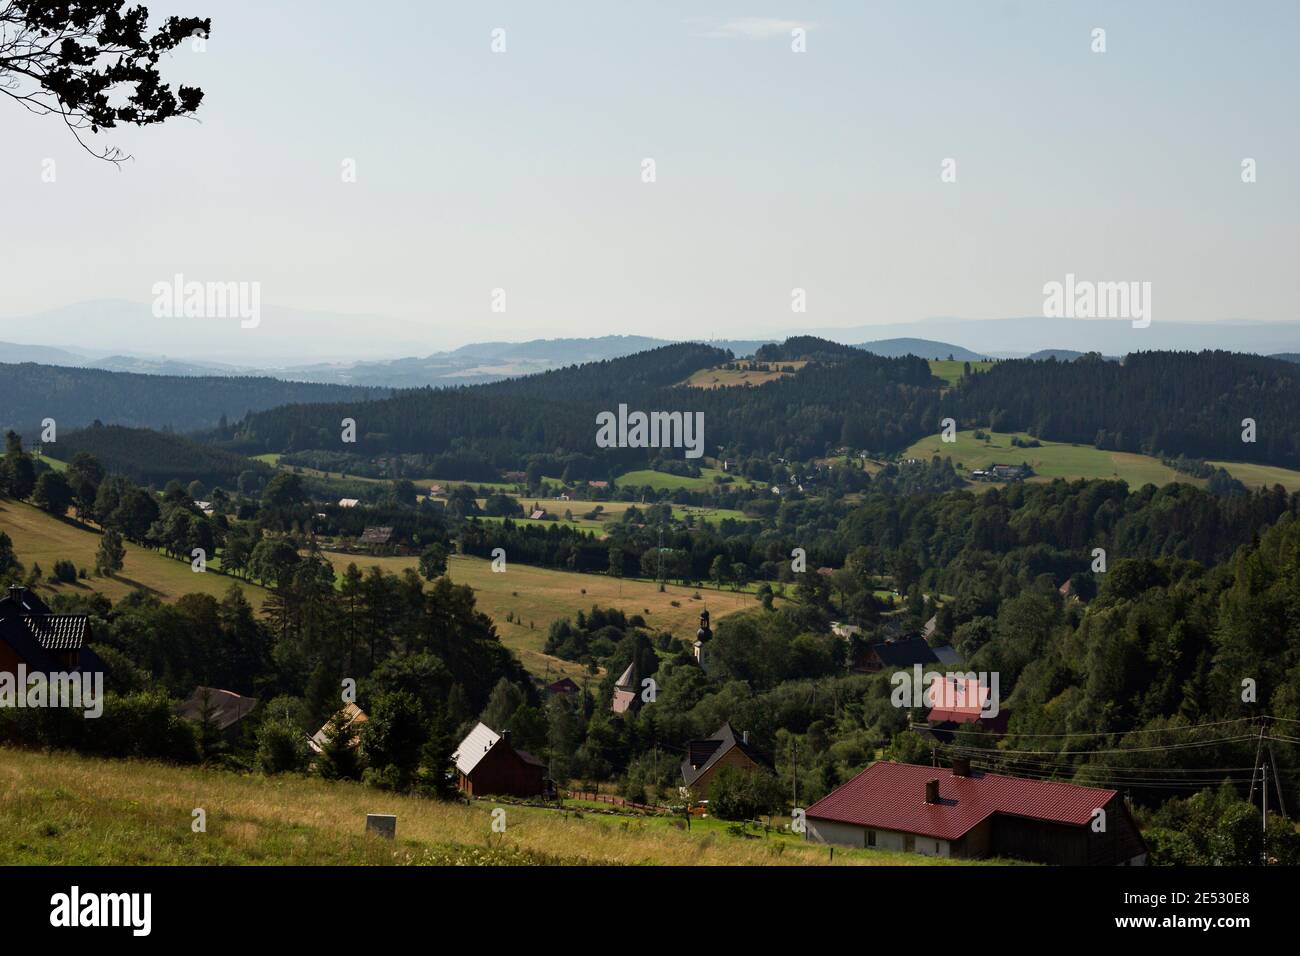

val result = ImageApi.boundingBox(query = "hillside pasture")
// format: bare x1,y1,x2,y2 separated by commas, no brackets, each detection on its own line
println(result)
0,746,978,866
0,498,269,608
319,551,762,680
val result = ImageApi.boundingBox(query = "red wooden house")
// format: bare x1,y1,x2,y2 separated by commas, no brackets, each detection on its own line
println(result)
452,722,546,798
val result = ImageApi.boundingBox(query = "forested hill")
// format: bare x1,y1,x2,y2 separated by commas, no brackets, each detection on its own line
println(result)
0,362,390,433
953,351,1300,468
230,343,1300,470
225,343,938,467
55,425,273,488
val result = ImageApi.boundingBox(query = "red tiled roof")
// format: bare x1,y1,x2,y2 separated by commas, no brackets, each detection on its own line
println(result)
805,762,1118,842
925,675,989,723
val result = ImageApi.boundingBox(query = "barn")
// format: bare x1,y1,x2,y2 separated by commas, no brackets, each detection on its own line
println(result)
453,722,546,798
805,759,1148,865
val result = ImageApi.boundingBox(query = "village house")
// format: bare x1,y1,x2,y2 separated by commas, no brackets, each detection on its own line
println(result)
338,498,360,508
545,677,580,698
923,675,1010,739
804,759,1147,865
358,526,394,551
680,722,770,797
587,480,609,490
308,702,368,754
0,585,103,675
176,687,259,746
987,463,1030,481
529,508,548,520
852,635,939,674
452,722,546,798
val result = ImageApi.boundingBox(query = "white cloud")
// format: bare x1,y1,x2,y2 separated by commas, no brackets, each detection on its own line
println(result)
687,17,816,40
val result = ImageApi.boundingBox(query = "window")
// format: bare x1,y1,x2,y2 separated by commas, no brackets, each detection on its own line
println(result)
904,834,915,852
865,830,876,848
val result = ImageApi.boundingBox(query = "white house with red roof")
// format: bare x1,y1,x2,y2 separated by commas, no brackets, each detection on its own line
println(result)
804,759,1147,865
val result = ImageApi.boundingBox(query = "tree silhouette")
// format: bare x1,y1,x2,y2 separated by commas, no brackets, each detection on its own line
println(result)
1,0,210,161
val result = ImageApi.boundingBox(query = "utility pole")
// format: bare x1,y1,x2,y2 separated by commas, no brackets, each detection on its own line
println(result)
1261,759,1269,866
791,737,798,808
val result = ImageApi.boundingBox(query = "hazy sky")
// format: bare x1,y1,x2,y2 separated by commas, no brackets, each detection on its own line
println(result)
2,0,1296,356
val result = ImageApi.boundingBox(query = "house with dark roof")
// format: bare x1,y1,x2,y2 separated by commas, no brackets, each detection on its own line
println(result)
545,677,580,698
177,687,259,745
358,526,394,547
452,722,546,797
0,585,103,675
852,635,939,673
680,722,770,798
804,759,1147,865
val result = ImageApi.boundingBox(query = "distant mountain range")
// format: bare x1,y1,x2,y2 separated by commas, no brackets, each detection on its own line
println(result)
6,299,1300,391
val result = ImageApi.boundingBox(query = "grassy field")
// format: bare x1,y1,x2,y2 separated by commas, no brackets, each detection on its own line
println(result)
927,359,995,386
614,467,760,492
483,500,751,536
1207,460,1300,493
900,430,1300,492
684,359,806,389
0,498,270,609
0,746,982,865
902,430,1186,487
320,552,762,680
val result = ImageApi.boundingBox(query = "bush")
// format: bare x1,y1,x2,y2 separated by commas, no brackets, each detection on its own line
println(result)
708,767,785,820
52,560,77,583
1144,827,1201,865
256,719,309,774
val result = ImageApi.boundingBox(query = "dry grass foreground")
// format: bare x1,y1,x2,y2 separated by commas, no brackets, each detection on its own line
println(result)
0,746,987,866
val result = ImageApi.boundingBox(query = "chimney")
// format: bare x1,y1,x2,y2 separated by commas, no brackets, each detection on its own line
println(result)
742,730,749,745
7,585,22,602
925,779,940,804
952,757,971,778
500,730,511,750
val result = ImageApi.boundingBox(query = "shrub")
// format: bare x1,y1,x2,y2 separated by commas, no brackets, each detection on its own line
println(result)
256,719,309,774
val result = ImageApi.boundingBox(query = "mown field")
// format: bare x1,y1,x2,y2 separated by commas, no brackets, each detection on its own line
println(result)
320,552,764,680
0,498,269,609
0,746,989,865
614,467,760,492
903,430,1186,487
902,430,1300,491
683,359,806,389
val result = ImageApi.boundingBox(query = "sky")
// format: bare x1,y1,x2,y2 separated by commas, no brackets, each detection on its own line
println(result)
1,0,1297,359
